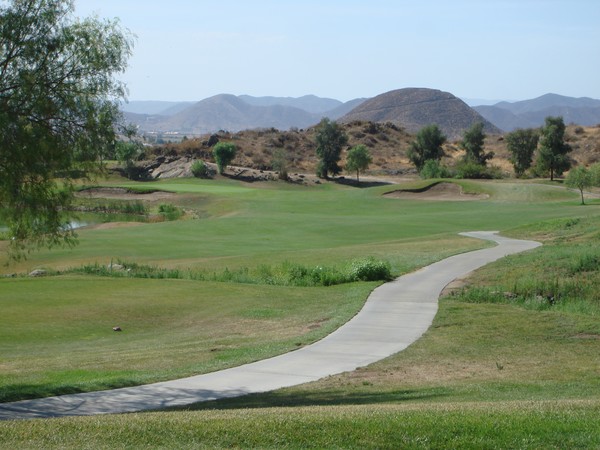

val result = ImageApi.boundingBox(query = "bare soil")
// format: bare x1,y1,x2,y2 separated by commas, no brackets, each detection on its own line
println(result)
76,188,177,201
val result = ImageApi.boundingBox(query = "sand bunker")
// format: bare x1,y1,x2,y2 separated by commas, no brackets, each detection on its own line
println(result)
76,187,176,201
384,182,489,201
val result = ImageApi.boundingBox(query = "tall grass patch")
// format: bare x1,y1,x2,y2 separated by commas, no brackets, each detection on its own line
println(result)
452,215,600,315
72,256,392,287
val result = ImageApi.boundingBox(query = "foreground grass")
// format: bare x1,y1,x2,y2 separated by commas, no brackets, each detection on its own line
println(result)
2,401,599,449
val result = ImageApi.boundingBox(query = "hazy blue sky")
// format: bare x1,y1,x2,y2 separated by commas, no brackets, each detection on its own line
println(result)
75,0,600,102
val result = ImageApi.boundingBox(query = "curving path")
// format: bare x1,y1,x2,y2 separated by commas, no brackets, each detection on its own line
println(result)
0,232,540,420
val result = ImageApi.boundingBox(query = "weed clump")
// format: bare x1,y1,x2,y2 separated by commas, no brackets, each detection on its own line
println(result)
73,257,393,287
158,204,183,221
348,257,393,281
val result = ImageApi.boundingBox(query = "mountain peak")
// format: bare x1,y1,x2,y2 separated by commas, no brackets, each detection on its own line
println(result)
341,88,500,139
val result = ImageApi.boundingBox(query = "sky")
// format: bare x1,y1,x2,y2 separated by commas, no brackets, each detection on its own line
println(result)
75,0,600,103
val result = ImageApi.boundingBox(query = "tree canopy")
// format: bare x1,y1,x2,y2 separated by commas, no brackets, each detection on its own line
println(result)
536,116,572,181
345,144,372,184
406,124,446,172
0,0,133,258
459,122,493,166
505,128,539,177
565,166,592,205
315,118,348,178
213,142,237,174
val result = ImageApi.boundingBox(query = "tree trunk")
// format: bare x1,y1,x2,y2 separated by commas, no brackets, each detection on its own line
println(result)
356,170,360,185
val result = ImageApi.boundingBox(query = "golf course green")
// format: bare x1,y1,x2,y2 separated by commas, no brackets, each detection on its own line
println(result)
1,177,599,448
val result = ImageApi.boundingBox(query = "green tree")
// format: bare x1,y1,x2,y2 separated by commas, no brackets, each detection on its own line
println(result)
315,118,348,178
505,128,539,177
115,126,144,180
213,142,237,174
345,144,372,184
271,148,289,181
590,162,600,187
407,124,446,172
460,122,493,165
565,166,592,205
0,0,133,258
536,116,572,181
115,141,143,178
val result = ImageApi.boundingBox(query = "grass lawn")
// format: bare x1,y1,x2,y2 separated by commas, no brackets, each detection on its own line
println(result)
1,178,599,447
0,276,374,402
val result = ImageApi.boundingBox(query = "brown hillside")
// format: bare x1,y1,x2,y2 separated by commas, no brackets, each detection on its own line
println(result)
340,88,501,139
148,121,416,176
146,123,600,178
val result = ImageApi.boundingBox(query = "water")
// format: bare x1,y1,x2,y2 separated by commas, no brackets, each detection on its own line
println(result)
0,221,92,234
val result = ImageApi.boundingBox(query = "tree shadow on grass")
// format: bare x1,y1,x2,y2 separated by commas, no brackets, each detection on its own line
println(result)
174,387,451,412
0,378,143,404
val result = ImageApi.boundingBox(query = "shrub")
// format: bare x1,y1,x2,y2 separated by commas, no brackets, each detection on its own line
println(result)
348,257,392,282
454,161,503,179
420,159,451,179
158,203,183,221
191,160,211,178
310,265,347,286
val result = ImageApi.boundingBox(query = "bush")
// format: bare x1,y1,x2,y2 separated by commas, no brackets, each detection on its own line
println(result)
348,257,392,282
455,161,503,179
191,160,211,178
420,159,451,179
158,203,183,221
309,265,347,286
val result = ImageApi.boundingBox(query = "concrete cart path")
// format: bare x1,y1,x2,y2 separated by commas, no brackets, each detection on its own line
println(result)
0,231,541,420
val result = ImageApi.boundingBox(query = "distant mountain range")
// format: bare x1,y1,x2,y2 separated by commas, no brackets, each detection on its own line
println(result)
122,95,366,135
473,93,600,131
121,91,600,137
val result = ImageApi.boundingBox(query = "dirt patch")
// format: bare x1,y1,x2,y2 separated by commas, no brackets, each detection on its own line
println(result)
384,182,489,201
439,273,473,298
571,333,600,340
77,188,176,201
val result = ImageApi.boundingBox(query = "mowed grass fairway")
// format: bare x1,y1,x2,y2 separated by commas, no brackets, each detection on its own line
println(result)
1,178,600,447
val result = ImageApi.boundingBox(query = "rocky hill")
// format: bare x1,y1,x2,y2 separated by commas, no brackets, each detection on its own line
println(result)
475,93,600,131
340,88,500,140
